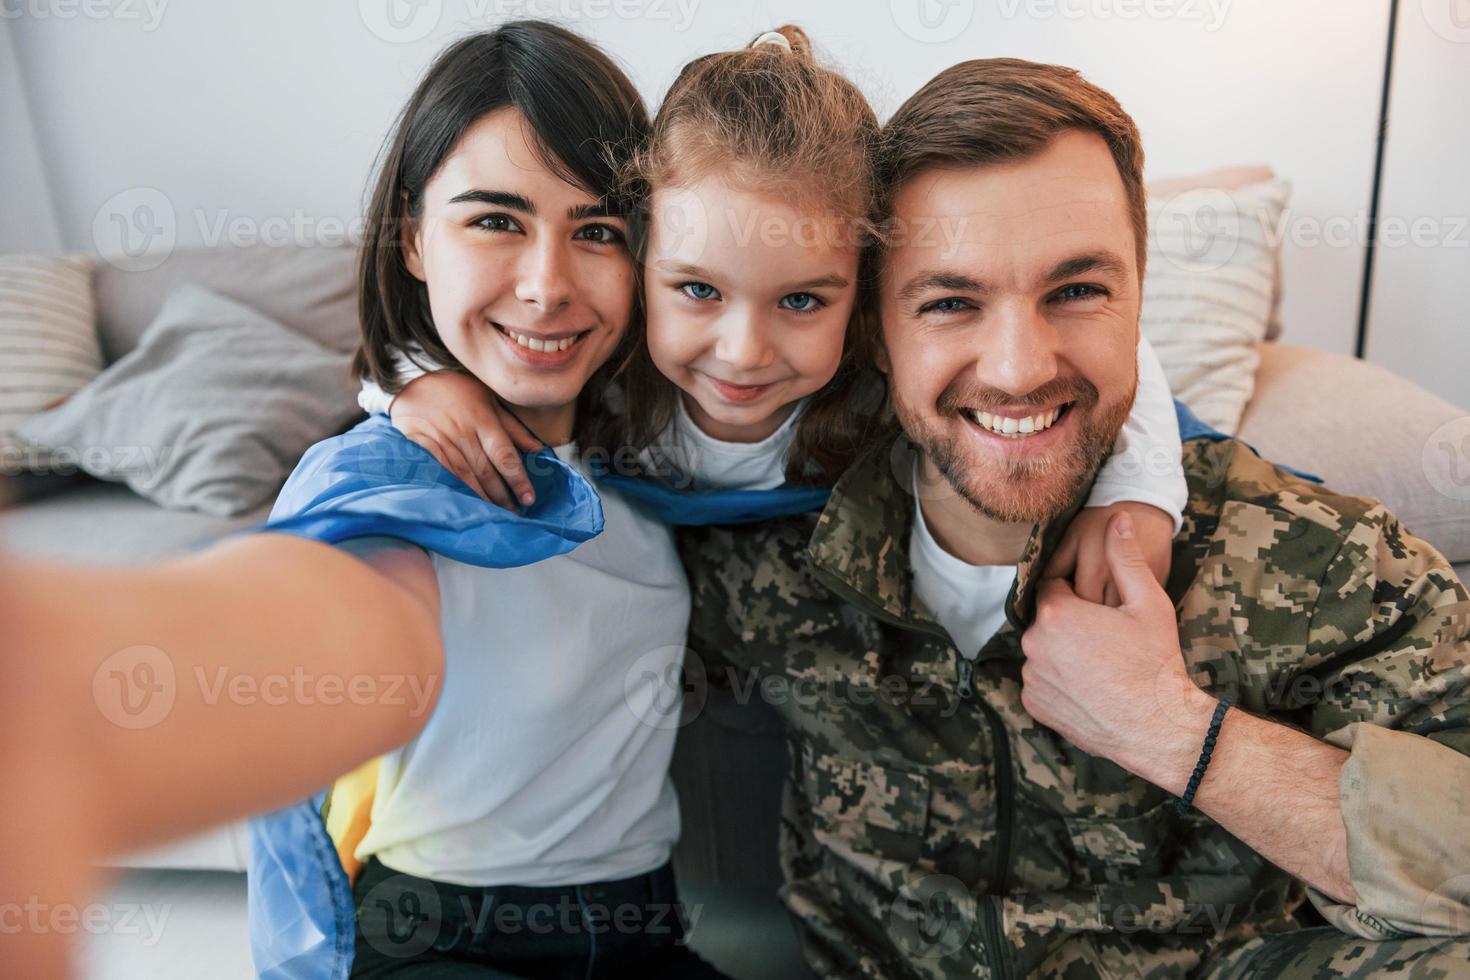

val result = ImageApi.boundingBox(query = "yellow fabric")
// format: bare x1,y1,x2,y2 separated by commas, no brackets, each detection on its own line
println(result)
322,757,380,886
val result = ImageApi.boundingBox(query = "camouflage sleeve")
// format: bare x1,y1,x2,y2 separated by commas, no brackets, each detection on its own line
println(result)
678,526,746,691
1301,501,1470,938
678,516,825,691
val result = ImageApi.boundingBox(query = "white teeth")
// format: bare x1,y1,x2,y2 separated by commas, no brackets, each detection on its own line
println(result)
968,404,1068,438
503,326,581,353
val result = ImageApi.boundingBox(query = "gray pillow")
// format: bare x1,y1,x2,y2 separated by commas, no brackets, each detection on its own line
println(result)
16,284,361,517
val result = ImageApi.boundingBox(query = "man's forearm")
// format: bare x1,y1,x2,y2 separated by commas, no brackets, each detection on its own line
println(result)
1131,683,1358,906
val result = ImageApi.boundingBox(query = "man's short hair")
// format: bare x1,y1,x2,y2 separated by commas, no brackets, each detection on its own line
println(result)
877,58,1149,280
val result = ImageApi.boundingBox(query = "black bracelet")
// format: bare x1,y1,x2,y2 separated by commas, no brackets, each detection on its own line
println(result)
1174,696,1232,816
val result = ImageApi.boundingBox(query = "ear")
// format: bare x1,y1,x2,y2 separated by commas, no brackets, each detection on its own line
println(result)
873,340,891,375
400,202,426,283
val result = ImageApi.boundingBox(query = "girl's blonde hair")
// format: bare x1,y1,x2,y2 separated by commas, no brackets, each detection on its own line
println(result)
598,25,885,485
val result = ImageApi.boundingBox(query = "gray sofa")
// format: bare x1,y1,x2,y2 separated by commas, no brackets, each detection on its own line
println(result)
4,243,1467,980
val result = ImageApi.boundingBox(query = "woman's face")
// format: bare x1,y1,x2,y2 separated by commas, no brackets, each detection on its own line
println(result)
643,176,859,443
402,107,635,442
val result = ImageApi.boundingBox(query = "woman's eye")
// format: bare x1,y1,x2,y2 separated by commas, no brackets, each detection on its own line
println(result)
779,292,822,313
680,282,719,302
575,223,625,245
472,214,520,233
921,297,970,315
1056,283,1106,303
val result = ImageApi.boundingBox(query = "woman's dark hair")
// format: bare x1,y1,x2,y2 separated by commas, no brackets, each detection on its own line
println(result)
352,21,650,446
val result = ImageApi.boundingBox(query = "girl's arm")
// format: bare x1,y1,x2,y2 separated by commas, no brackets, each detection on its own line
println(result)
361,348,543,510
2,532,442,859
1047,334,1188,605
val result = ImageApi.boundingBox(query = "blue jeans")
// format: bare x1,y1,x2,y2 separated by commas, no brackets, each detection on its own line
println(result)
349,855,732,980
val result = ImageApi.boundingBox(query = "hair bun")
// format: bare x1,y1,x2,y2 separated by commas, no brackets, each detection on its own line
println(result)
747,24,812,59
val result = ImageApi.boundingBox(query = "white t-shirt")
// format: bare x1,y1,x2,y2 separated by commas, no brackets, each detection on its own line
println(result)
909,460,1016,659
641,395,803,492
343,444,691,887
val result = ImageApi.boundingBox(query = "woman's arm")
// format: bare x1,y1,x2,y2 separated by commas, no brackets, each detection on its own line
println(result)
2,532,442,859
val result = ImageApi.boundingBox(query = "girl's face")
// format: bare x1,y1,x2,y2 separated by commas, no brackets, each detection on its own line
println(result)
402,108,634,443
644,176,859,443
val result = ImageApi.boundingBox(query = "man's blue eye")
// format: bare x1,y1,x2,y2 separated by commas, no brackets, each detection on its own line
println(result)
927,298,966,313
682,282,719,301
1058,283,1104,302
780,292,820,312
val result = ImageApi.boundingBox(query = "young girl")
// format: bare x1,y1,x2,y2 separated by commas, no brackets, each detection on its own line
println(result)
362,25,1188,598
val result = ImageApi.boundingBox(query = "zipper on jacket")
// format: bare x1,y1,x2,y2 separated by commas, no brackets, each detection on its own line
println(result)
978,700,1013,980
955,655,975,700
810,564,1014,980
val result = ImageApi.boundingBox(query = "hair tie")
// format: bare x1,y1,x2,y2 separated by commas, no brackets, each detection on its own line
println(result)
751,31,791,52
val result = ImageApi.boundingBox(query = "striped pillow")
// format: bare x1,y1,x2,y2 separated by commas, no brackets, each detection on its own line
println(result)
1141,178,1289,435
1,254,101,473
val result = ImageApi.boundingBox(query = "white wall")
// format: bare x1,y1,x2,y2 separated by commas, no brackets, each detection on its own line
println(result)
9,0,1388,354
1363,2,1470,409
0,18,62,252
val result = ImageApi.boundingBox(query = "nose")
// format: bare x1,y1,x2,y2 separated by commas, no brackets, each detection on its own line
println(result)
976,301,1059,399
712,307,776,373
514,233,573,314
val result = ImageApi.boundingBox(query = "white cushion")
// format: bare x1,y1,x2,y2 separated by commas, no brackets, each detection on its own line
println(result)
1142,176,1288,435
0,254,101,472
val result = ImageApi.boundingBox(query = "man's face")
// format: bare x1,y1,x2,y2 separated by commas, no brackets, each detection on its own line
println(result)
879,129,1141,525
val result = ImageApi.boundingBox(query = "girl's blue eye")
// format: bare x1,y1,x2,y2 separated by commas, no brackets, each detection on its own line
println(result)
473,214,519,233
681,282,719,301
780,292,821,312
1056,283,1105,302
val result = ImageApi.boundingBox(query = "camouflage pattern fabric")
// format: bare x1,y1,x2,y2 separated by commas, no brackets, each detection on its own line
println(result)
680,433,1470,979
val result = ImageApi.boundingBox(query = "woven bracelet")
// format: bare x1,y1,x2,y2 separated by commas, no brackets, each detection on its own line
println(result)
1174,696,1232,816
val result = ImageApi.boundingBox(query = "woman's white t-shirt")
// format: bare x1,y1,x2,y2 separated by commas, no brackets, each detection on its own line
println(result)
344,444,691,887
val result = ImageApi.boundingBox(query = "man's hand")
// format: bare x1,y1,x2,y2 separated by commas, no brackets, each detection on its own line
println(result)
1021,510,1215,782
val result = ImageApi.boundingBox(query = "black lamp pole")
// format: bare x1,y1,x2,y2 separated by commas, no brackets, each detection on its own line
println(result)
1355,0,1401,359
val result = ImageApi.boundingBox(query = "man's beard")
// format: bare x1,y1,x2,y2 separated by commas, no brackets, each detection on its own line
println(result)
894,374,1135,525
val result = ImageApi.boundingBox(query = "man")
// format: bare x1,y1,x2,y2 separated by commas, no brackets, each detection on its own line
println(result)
682,58,1470,978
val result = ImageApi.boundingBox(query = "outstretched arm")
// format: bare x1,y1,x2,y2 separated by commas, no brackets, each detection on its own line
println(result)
2,532,443,859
